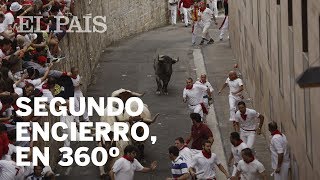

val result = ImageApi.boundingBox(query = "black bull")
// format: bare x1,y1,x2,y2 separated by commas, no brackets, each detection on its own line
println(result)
153,55,179,95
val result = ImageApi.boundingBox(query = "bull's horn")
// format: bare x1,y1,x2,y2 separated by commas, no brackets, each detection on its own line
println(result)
131,91,145,97
142,113,160,123
158,55,164,61
174,57,179,62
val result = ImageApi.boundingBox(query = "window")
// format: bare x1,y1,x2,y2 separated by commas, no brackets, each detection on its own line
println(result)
292,155,299,180
245,27,248,56
269,91,273,121
266,0,271,67
302,0,308,52
238,10,241,33
251,1,253,25
289,27,296,126
288,0,293,26
260,66,263,96
258,0,261,41
277,0,280,5
277,6,283,96
267,13,271,67
251,44,255,72
303,54,313,165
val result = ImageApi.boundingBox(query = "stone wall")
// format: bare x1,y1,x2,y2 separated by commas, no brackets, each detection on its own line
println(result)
42,0,168,169
228,0,320,179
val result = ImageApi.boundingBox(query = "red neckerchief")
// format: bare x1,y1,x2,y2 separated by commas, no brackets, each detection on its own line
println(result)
233,139,243,147
240,112,247,120
0,47,6,56
123,155,134,163
202,150,211,159
71,75,77,79
0,104,10,114
5,11,13,15
180,145,188,151
200,80,206,84
271,130,282,136
186,85,193,90
42,83,49,89
245,155,255,164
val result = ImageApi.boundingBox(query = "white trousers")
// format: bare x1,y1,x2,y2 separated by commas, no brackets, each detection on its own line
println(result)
219,16,229,39
60,115,79,148
74,90,89,122
240,130,256,149
182,7,192,26
170,6,177,24
202,22,212,40
273,162,290,180
188,104,203,118
228,94,242,121
232,165,237,176
192,21,201,44
208,0,218,17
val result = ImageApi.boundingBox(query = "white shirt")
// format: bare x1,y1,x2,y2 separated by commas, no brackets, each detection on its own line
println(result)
5,13,14,26
237,159,265,180
270,134,290,169
231,142,248,164
199,8,214,23
0,49,6,58
235,108,260,131
179,146,193,167
207,0,215,12
225,77,243,96
183,83,207,105
17,78,42,88
195,80,213,98
71,75,81,92
112,157,144,180
0,13,14,33
0,160,24,180
190,152,221,179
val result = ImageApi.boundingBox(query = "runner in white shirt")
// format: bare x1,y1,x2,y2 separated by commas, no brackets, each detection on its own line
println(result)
183,77,210,120
18,63,53,88
198,2,217,45
189,140,230,179
69,67,90,122
268,122,290,180
218,71,244,129
228,132,248,176
168,0,178,25
232,148,267,180
234,101,264,148
195,74,214,109
0,153,25,180
109,145,157,180
175,137,193,167
207,0,218,17
0,159,21,179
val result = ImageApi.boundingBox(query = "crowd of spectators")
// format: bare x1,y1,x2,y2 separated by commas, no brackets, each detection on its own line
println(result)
0,0,82,179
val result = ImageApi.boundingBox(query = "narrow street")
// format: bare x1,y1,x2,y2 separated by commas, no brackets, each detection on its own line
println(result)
56,17,271,179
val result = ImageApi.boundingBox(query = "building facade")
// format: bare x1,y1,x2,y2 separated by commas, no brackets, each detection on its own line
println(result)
229,0,320,179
